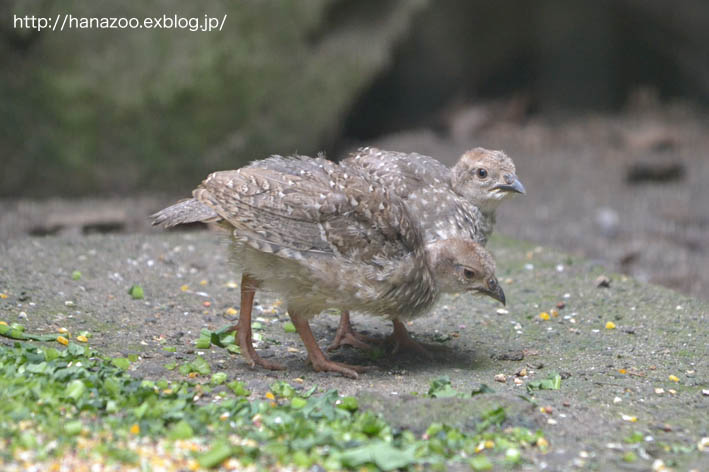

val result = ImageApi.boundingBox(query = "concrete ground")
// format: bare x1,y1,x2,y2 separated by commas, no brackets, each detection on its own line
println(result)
1,232,706,470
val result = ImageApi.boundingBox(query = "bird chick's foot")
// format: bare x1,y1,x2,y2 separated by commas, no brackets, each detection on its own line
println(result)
386,319,434,359
289,311,372,379
327,311,380,352
308,356,370,379
242,345,286,371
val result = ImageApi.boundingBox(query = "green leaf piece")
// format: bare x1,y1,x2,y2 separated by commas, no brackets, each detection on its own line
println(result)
111,357,131,369
189,356,211,375
337,396,359,411
283,321,296,333
227,380,250,397
197,442,233,469
128,284,144,300
270,381,295,398
65,379,86,401
211,372,228,385
427,376,459,398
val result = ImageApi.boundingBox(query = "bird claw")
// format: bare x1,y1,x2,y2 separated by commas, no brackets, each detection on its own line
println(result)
387,333,434,359
240,338,286,371
327,330,379,352
308,357,371,379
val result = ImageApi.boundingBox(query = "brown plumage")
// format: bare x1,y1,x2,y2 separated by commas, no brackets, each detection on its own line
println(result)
327,147,524,352
152,154,503,378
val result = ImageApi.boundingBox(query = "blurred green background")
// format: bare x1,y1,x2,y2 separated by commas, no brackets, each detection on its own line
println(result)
2,0,708,197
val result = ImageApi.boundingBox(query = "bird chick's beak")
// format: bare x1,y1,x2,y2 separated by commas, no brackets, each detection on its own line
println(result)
476,284,506,305
492,175,526,195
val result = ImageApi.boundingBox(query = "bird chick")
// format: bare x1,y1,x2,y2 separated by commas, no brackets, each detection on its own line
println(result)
152,155,504,378
450,147,526,216
329,147,523,352
346,147,525,243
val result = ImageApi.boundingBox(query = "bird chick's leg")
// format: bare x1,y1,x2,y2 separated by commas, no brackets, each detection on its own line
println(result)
327,311,379,351
289,311,369,379
387,319,433,359
234,273,285,371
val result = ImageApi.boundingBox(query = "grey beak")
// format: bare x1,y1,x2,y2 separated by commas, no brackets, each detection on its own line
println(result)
478,284,506,305
493,176,526,195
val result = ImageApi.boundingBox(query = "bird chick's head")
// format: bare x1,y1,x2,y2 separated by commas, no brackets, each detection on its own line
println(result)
451,148,525,212
427,238,505,305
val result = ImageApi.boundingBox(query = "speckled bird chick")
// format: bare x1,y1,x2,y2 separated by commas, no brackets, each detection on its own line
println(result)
346,147,525,244
152,155,504,378
327,147,525,351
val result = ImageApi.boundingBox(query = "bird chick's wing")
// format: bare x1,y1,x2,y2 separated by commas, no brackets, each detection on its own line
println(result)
194,159,419,264
344,147,450,197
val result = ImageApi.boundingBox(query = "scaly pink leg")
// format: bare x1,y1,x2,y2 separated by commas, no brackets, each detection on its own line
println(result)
387,319,433,358
327,311,379,351
289,311,370,379
231,273,285,371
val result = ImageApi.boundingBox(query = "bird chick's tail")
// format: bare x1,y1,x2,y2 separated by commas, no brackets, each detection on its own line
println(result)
150,198,220,228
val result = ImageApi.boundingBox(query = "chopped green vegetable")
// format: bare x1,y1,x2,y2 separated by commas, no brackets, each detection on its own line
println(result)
270,380,295,398
0,330,547,470
211,372,228,385
71,270,82,280
189,356,211,376
526,372,562,392
227,380,250,397
427,376,459,398
111,357,131,369
197,441,233,469
283,321,296,333
128,284,144,300
337,396,359,411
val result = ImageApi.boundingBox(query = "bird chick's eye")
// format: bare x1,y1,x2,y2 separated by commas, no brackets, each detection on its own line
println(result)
463,269,477,280
487,278,497,289
476,168,488,178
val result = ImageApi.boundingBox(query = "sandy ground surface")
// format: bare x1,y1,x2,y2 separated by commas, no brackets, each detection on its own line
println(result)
1,232,707,470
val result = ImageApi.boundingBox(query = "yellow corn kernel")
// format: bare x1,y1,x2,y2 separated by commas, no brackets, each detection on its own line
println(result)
199,279,208,286
180,284,189,292
618,369,627,374
225,307,238,316
605,321,616,330
0,321,7,326
57,336,69,345
668,375,679,382
58,327,69,334
265,392,275,400
130,423,140,435
539,312,550,321
484,440,495,449
0,293,8,299
537,437,549,449
76,335,88,343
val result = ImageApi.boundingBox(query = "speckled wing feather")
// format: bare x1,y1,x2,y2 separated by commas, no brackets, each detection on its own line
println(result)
193,157,420,264
344,147,488,244
150,198,220,227
344,147,450,196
